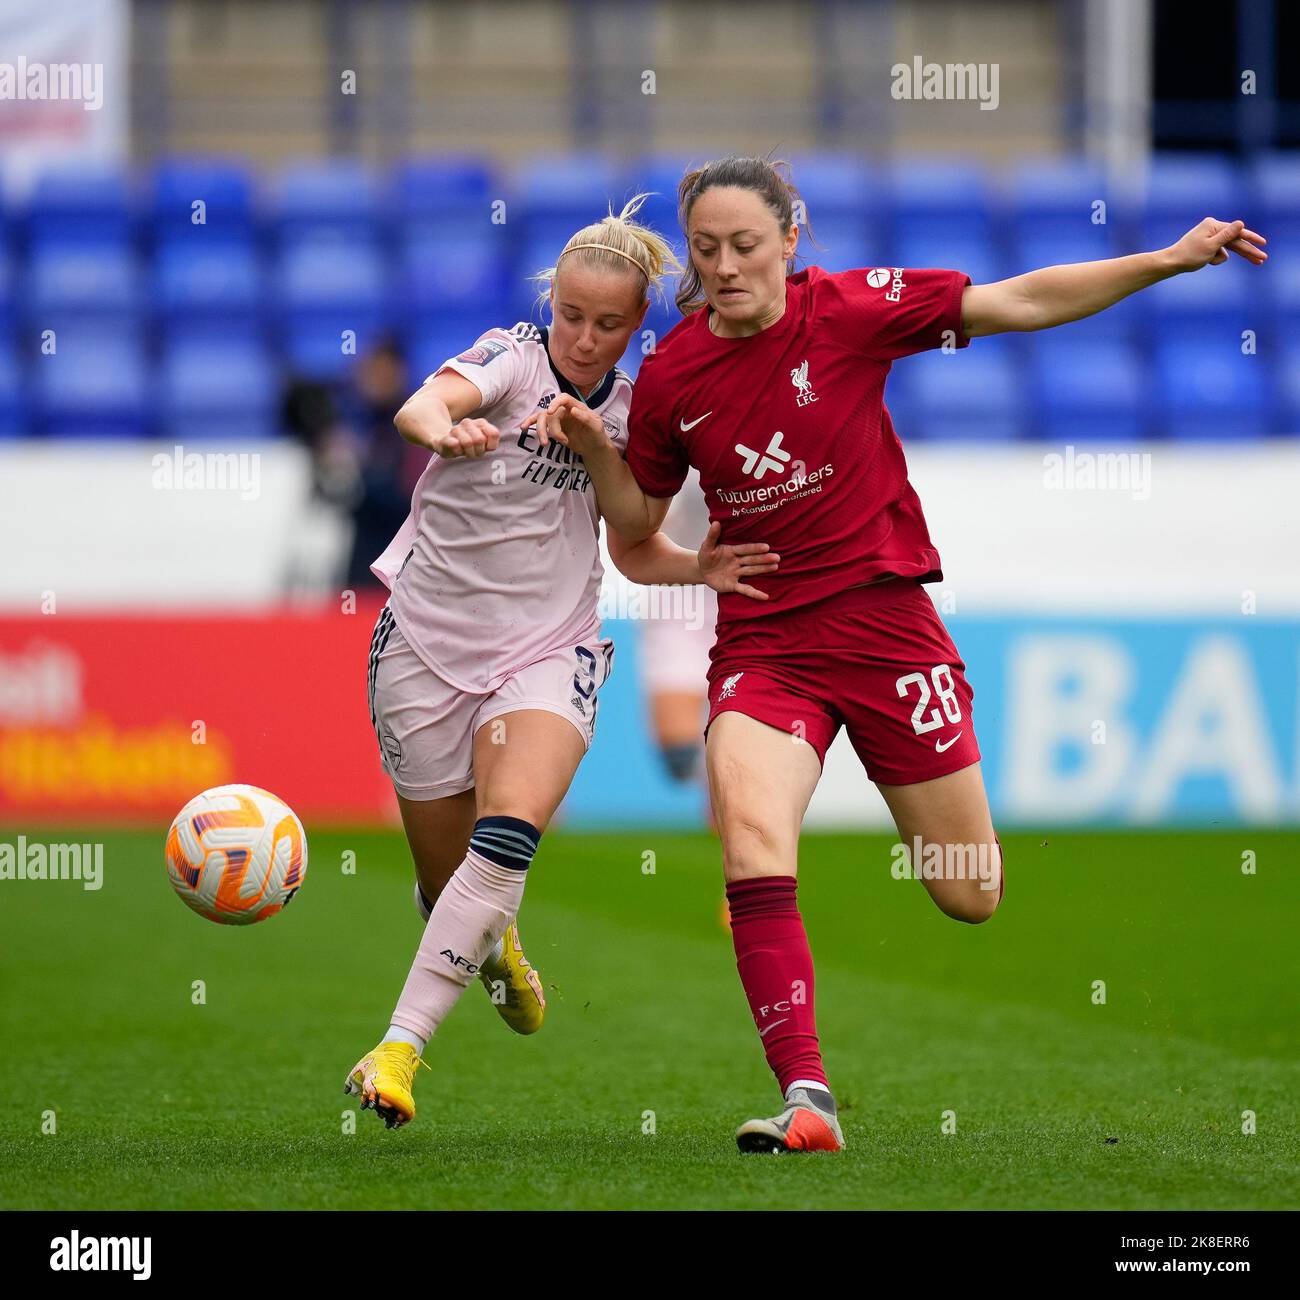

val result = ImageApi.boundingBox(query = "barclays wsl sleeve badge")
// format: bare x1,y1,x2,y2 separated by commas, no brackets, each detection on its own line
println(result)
456,340,508,366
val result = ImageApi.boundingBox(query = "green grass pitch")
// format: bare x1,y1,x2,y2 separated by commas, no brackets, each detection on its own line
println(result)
1,826,1296,1210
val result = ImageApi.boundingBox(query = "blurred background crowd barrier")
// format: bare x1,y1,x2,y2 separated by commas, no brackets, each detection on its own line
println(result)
1,0,1297,830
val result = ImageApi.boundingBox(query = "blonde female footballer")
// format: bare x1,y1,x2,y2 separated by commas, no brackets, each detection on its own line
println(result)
346,197,780,1128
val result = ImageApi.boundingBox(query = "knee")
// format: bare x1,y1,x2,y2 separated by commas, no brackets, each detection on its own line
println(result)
718,815,789,880
934,838,1003,924
943,883,1000,925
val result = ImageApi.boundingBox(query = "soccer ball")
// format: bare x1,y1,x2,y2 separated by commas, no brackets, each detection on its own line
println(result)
165,784,308,925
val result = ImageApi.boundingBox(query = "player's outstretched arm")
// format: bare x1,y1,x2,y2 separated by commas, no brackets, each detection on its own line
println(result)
520,393,672,540
608,521,779,601
961,217,1268,337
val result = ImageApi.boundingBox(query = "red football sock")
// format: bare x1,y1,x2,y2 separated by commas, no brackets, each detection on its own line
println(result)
725,875,828,1095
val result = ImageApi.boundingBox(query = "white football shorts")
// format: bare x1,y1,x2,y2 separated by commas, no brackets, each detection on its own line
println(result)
367,605,615,800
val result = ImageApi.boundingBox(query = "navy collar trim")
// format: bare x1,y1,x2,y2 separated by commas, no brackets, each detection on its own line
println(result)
540,326,618,408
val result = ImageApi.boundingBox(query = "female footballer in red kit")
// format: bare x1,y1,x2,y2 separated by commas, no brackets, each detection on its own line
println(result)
525,155,1267,1152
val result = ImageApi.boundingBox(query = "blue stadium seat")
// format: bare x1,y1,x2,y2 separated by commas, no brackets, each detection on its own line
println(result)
626,153,699,257
1248,158,1300,327
1252,152,1300,217
396,156,496,222
0,334,25,437
516,154,630,253
799,213,871,274
886,334,1024,440
508,242,560,319
785,153,876,215
0,245,13,330
1010,157,1110,225
10,151,1286,448
1259,228,1300,327
883,161,997,282
1024,333,1147,443
276,237,389,314
1153,323,1274,439
1018,227,1118,284
1141,154,1245,248
1276,336,1300,430
880,388,917,440
891,233,1003,288
25,240,142,325
889,159,993,226
25,166,134,244
637,298,682,357
616,347,646,381
517,153,628,217
160,330,279,441
1011,158,1118,267
150,158,255,241
401,229,509,319
154,237,263,326
1141,256,1254,328
32,324,149,437
277,233,391,378
284,314,391,382
406,323,496,384
273,160,386,248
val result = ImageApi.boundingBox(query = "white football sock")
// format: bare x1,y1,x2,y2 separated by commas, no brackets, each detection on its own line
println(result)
382,1024,427,1053
785,1078,833,1102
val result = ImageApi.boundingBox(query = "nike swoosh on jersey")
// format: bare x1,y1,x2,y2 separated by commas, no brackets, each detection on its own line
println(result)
679,411,713,432
935,731,964,753
757,1018,789,1037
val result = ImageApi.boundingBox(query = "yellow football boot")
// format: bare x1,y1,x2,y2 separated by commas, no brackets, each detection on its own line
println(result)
343,1041,429,1129
478,921,546,1035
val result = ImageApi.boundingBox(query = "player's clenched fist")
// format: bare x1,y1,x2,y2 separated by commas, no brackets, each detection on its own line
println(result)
432,417,500,459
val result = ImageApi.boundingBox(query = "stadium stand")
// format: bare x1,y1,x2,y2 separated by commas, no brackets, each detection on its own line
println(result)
1,152,1294,440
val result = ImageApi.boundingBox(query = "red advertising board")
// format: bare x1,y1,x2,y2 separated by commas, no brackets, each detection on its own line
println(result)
0,600,398,827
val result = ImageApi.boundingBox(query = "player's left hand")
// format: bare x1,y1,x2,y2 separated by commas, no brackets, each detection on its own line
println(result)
698,520,779,601
1168,218,1268,271
520,393,611,457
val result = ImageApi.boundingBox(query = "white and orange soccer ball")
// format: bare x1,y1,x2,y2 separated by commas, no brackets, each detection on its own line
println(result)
165,784,308,925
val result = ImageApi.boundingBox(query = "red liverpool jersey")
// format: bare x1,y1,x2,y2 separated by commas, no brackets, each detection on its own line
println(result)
626,264,971,622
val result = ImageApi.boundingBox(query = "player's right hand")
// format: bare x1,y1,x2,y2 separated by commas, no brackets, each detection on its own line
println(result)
1167,218,1267,271
431,417,500,458
520,393,609,456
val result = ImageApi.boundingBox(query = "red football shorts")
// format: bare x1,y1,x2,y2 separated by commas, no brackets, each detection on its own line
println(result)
705,578,982,785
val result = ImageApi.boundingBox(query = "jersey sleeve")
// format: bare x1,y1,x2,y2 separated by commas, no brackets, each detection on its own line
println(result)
625,363,688,499
829,268,971,362
430,327,524,410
